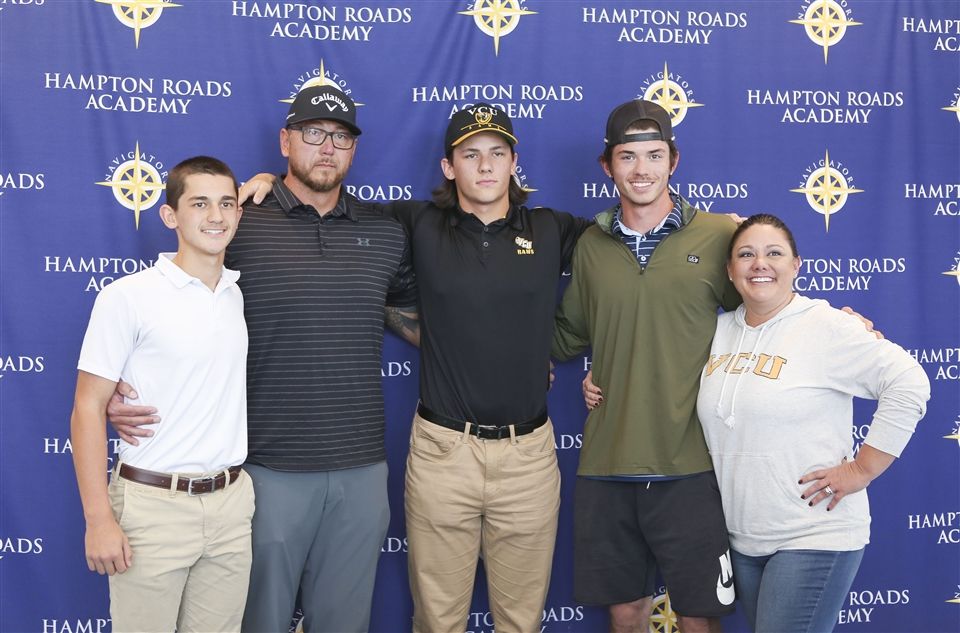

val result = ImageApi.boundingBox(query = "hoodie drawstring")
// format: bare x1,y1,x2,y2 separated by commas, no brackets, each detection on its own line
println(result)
715,321,770,428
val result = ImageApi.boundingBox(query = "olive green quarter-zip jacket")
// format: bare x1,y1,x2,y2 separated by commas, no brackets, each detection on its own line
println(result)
553,198,741,477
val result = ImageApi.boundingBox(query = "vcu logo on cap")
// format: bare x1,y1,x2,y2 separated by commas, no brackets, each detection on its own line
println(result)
475,108,494,125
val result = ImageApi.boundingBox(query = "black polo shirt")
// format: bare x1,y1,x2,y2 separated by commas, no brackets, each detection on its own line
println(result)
389,201,590,426
226,180,416,472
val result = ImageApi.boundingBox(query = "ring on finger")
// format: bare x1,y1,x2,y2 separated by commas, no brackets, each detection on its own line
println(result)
824,485,835,495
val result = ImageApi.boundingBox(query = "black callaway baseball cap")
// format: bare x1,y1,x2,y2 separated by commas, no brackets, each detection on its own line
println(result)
286,85,361,136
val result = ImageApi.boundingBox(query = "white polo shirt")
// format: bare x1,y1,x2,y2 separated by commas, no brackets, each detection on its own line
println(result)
78,253,247,473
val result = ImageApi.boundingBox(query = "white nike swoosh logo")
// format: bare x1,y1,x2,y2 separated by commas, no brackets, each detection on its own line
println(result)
716,549,735,605
716,572,735,605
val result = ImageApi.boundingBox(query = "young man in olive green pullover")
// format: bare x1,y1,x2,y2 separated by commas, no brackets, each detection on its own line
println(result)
552,100,739,633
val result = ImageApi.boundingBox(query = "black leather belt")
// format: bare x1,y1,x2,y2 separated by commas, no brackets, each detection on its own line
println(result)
119,463,242,495
416,403,547,440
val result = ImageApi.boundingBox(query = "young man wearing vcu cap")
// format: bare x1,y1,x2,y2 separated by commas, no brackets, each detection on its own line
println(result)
552,100,741,633
72,156,253,632
105,86,417,632
388,104,591,633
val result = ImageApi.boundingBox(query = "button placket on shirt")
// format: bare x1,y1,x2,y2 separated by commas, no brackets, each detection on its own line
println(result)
316,218,328,255
474,223,494,262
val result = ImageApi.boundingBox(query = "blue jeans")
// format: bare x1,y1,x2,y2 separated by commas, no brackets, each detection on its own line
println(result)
732,548,864,633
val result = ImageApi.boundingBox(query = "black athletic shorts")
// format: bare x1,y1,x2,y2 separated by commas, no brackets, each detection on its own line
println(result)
573,471,735,617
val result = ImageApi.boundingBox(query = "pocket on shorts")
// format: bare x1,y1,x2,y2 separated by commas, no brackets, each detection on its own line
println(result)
514,420,557,458
409,416,461,460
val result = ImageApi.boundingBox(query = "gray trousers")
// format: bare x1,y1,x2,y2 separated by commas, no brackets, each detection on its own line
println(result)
241,461,390,633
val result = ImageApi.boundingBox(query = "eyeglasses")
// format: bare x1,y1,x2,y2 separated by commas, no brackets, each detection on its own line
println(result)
288,126,356,149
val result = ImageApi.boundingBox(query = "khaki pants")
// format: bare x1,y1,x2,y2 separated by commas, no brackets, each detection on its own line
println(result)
405,413,560,633
108,467,255,633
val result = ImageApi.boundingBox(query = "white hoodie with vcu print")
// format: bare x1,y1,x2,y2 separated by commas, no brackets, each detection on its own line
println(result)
696,294,929,557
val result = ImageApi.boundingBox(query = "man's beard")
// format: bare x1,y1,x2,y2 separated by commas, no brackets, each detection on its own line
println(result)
289,159,346,193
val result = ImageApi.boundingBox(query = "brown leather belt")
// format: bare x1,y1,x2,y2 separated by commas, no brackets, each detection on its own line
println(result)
119,463,242,496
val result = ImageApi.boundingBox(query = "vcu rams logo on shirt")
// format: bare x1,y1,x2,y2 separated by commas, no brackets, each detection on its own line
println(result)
515,236,534,255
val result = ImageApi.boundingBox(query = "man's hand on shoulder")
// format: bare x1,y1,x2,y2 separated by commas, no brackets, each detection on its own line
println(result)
107,380,160,445
238,173,277,206
841,306,883,339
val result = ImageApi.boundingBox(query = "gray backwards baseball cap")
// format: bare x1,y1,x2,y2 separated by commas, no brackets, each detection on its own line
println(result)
286,85,361,136
604,99,674,147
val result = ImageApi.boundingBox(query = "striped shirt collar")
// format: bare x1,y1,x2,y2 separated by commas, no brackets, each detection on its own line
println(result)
612,193,683,238
273,176,354,221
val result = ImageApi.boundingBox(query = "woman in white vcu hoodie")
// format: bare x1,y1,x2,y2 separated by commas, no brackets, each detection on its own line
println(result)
696,214,930,633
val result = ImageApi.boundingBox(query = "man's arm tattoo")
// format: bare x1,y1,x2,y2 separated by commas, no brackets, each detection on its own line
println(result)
385,306,421,347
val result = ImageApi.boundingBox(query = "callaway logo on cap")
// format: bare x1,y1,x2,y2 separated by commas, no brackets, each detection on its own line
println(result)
286,85,362,136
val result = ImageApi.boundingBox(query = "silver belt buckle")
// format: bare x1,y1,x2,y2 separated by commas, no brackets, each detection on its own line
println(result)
187,476,216,496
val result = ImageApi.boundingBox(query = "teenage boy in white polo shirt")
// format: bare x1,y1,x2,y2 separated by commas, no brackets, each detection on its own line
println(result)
71,156,253,633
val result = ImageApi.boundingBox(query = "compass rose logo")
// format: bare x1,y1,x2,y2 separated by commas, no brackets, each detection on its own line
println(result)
95,0,182,48
96,142,166,229
948,585,960,604
459,0,536,55
281,60,363,106
942,88,960,122
790,150,863,232
649,591,678,633
789,0,862,64
944,250,960,284
641,62,704,127
943,415,960,444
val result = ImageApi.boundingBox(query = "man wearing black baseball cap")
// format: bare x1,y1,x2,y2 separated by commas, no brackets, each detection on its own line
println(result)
106,84,417,633
387,103,589,633
553,99,740,633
